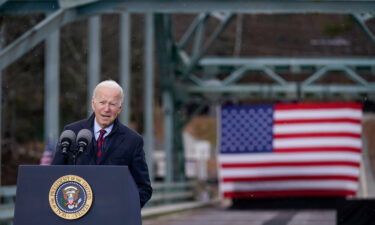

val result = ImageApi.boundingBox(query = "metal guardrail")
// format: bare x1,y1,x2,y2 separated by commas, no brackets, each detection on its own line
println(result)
146,182,196,207
0,185,16,225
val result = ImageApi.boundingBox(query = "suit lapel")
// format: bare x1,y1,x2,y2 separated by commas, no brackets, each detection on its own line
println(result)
81,113,97,165
100,136,116,164
99,119,124,164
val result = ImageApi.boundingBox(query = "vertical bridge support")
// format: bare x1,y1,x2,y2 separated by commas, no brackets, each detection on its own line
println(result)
44,29,60,149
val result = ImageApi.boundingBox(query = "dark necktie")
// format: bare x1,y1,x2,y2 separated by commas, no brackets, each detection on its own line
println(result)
96,129,106,164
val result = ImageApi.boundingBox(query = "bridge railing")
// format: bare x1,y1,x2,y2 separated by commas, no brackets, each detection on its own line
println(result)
146,181,197,207
0,185,16,225
0,182,198,223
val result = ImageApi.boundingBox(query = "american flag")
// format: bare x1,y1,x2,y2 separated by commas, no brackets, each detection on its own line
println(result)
219,102,362,198
40,138,53,165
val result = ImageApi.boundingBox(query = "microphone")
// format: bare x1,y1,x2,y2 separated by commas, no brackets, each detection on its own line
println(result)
59,130,76,155
76,129,93,154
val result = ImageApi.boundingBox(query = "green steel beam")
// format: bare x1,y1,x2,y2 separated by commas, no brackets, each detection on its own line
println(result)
302,66,331,85
302,65,370,86
222,66,249,85
185,62,374,97
119,12,131,125
155,14,187,182
44,29,60,151
184,13,234,74
0,8,79,71
0,24,4,187
177,13,209,49
199,57,375,67
222,65,288,85
144,13,155,181
187,74,206,86
262,67,288,85
3,0,375,14
155,14,174,183
67,0,375,14
352,13,375,45
58,0,99,8
162,91,174,183
342,66,369,86
192,16,206,59
0,0,7,7
86,16,101,116
0,0,59,14
187,83,375,94
304,84,375,93
185,58,375,97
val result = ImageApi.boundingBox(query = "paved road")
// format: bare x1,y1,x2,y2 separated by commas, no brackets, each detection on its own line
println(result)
143,206,336,225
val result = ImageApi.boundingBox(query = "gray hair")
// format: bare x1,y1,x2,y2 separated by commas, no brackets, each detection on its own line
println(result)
92,80,124,104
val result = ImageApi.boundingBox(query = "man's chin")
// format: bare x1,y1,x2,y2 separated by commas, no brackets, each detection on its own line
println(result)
99,119,112,127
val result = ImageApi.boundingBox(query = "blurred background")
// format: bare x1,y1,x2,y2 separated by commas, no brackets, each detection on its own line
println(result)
1,0,375,224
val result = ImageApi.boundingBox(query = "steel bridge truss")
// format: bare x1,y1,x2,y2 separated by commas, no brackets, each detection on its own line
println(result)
1,0,375,183
164,12,375,102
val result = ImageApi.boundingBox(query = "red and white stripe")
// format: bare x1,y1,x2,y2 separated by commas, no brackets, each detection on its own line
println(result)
40,150,53,165
219,102,362,198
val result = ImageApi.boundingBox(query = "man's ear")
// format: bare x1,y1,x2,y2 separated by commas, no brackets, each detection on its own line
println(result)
91,98,95,111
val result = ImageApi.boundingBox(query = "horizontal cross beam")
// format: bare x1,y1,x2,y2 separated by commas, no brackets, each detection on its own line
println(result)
199,57,375,67
2,0,375,14
187,83,375,94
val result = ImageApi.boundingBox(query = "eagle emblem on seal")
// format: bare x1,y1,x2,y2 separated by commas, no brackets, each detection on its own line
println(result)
49,175,93,220
62,186,82,209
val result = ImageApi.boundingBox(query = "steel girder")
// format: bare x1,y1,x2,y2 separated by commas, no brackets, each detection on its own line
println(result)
1,1,375,87
155,14,187,182
0,8,79,71
2,0,375,14
1,0,375,184
184,57,375,97
171,12,375,101
0,0,7,7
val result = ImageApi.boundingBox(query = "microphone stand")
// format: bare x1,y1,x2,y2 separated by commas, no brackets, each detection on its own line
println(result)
72,152,77,165
73,144,86,165
60,144,70,165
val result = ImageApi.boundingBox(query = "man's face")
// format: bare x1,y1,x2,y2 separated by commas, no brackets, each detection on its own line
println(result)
92,86,122,128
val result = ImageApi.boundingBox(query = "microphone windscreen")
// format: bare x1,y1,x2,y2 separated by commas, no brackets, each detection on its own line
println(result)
76,129,93,145
59,130,76,144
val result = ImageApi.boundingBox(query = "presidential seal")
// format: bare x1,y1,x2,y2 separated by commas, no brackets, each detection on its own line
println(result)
49,175,93,220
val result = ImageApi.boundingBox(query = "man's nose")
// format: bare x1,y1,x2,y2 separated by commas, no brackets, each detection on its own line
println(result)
104,104,111,111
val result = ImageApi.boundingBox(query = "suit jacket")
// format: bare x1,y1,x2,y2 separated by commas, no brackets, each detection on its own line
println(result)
52,113,152,207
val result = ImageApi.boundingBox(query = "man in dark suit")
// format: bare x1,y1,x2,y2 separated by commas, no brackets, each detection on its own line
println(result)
52,80,152,207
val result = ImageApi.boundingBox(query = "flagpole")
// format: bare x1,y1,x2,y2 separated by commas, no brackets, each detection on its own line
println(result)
359,135,368,198
215,104,222,199
0,24,4,187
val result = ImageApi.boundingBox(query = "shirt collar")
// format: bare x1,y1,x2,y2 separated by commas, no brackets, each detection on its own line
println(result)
94,119,113,140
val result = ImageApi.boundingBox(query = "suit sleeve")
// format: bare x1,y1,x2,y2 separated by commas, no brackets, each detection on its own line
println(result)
51,126,73,165
51,143,65,165
51,131,67,165
129,138,153,208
